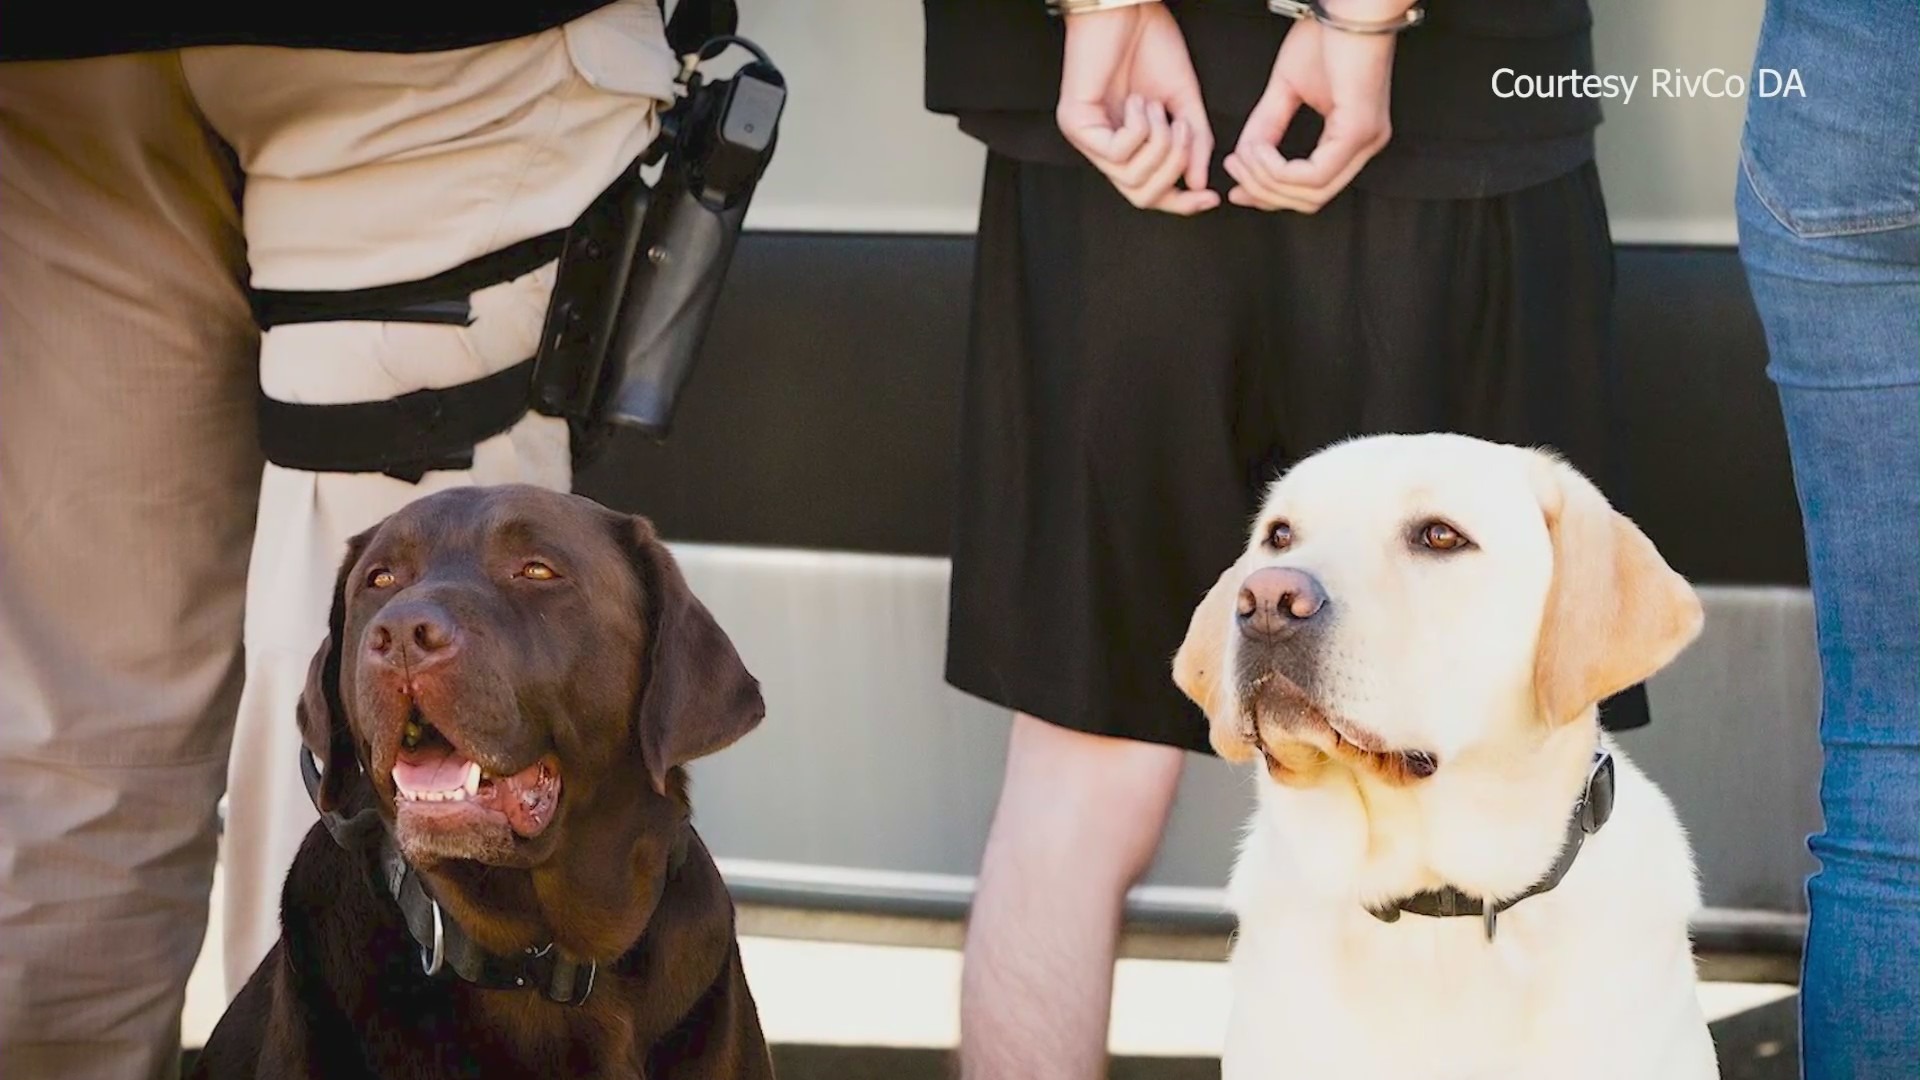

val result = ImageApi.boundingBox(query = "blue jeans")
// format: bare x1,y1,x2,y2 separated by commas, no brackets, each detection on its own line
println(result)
1737,2,1920,1075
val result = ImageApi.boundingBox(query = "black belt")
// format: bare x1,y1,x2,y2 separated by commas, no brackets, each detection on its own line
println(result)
250,232,563,482
250,229,565,331
256,357,539,481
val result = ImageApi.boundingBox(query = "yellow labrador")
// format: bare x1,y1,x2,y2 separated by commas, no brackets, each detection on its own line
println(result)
1175,434,1718,1080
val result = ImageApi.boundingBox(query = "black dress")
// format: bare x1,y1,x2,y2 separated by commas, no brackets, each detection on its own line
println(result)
926,0,1650,751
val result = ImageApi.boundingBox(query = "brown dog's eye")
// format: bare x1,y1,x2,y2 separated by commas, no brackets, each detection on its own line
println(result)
1264,520,1293,551
366,568,396,589
518,561,559,581
1417,521,1472,552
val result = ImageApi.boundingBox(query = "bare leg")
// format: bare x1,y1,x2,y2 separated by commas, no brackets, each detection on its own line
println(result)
959,713,1185,1080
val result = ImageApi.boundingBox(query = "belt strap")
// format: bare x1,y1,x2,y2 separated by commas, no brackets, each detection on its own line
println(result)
249,231,569,481
249,230,566,330
257,357,536,481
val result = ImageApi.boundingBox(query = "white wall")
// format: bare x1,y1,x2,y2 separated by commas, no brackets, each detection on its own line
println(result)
1591,0,1764,243
737,0,984,234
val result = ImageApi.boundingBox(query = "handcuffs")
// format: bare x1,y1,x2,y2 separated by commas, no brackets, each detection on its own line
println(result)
1045,0,1426,36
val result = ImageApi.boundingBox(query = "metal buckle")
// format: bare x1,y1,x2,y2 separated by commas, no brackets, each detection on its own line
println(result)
1580,750,1616,834
421,899,445,976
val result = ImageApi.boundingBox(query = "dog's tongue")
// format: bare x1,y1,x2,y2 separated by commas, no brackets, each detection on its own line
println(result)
392,743,472,797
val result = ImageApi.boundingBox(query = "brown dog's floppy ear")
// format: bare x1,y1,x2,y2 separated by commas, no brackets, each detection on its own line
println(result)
298,530,373,812
627,518,765,794
1174,562,1258,764
1531,455,1704,727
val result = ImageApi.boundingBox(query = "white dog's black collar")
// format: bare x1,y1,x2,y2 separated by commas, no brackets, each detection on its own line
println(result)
1365,749,1616,941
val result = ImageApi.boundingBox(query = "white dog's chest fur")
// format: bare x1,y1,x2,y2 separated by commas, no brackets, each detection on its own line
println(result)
1221,743,1719,1080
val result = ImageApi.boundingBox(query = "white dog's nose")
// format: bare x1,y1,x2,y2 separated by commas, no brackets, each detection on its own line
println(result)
1237,567,1327,640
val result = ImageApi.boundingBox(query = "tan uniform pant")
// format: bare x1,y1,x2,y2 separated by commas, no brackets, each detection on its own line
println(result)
0,5,669,1076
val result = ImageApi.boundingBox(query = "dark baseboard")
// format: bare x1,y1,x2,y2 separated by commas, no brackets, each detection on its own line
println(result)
581,233,1804,588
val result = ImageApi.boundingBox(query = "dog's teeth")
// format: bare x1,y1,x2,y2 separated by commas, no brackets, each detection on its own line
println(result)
407,785,477,802
397,781,489,803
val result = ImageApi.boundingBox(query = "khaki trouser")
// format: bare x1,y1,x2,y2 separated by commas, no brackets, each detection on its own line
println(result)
0,5,669,1076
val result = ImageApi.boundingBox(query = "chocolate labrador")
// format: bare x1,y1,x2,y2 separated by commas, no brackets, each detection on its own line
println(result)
192,485,772,1079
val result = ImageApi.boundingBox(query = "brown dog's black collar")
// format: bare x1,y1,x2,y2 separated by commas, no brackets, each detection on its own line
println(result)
377,831,606,1005
300,744,690,1005
1365,749,1616,941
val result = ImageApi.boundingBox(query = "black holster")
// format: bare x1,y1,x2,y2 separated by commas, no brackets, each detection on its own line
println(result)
533,39,785,461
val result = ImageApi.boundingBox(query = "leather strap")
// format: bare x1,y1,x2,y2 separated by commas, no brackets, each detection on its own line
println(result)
256,357,537,482
250,230,566,331
1366,749,1617,941
378,831,603,1005
248,228,567,482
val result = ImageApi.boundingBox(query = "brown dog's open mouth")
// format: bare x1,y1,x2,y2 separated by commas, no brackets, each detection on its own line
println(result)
391,717,562,838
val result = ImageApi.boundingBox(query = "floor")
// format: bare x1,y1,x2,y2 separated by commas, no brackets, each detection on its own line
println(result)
183,869,1800,1077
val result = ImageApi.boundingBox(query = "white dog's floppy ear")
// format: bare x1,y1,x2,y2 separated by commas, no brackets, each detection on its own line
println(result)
1531,455,1704,726
1174,563,1259,763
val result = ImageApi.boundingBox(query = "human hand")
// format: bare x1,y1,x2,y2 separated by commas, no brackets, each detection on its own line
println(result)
1056,3,1220,215
1224,12,1398,213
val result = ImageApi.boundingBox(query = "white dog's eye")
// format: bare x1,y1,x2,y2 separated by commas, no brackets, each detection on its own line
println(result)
1417,521,1472,552
1264,520,1293,551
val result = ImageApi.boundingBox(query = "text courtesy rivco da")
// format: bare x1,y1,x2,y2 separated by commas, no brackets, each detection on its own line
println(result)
1491,68,1807,106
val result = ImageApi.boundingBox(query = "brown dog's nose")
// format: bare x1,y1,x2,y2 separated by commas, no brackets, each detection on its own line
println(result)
1237,567,1327,640
367,601,461,669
